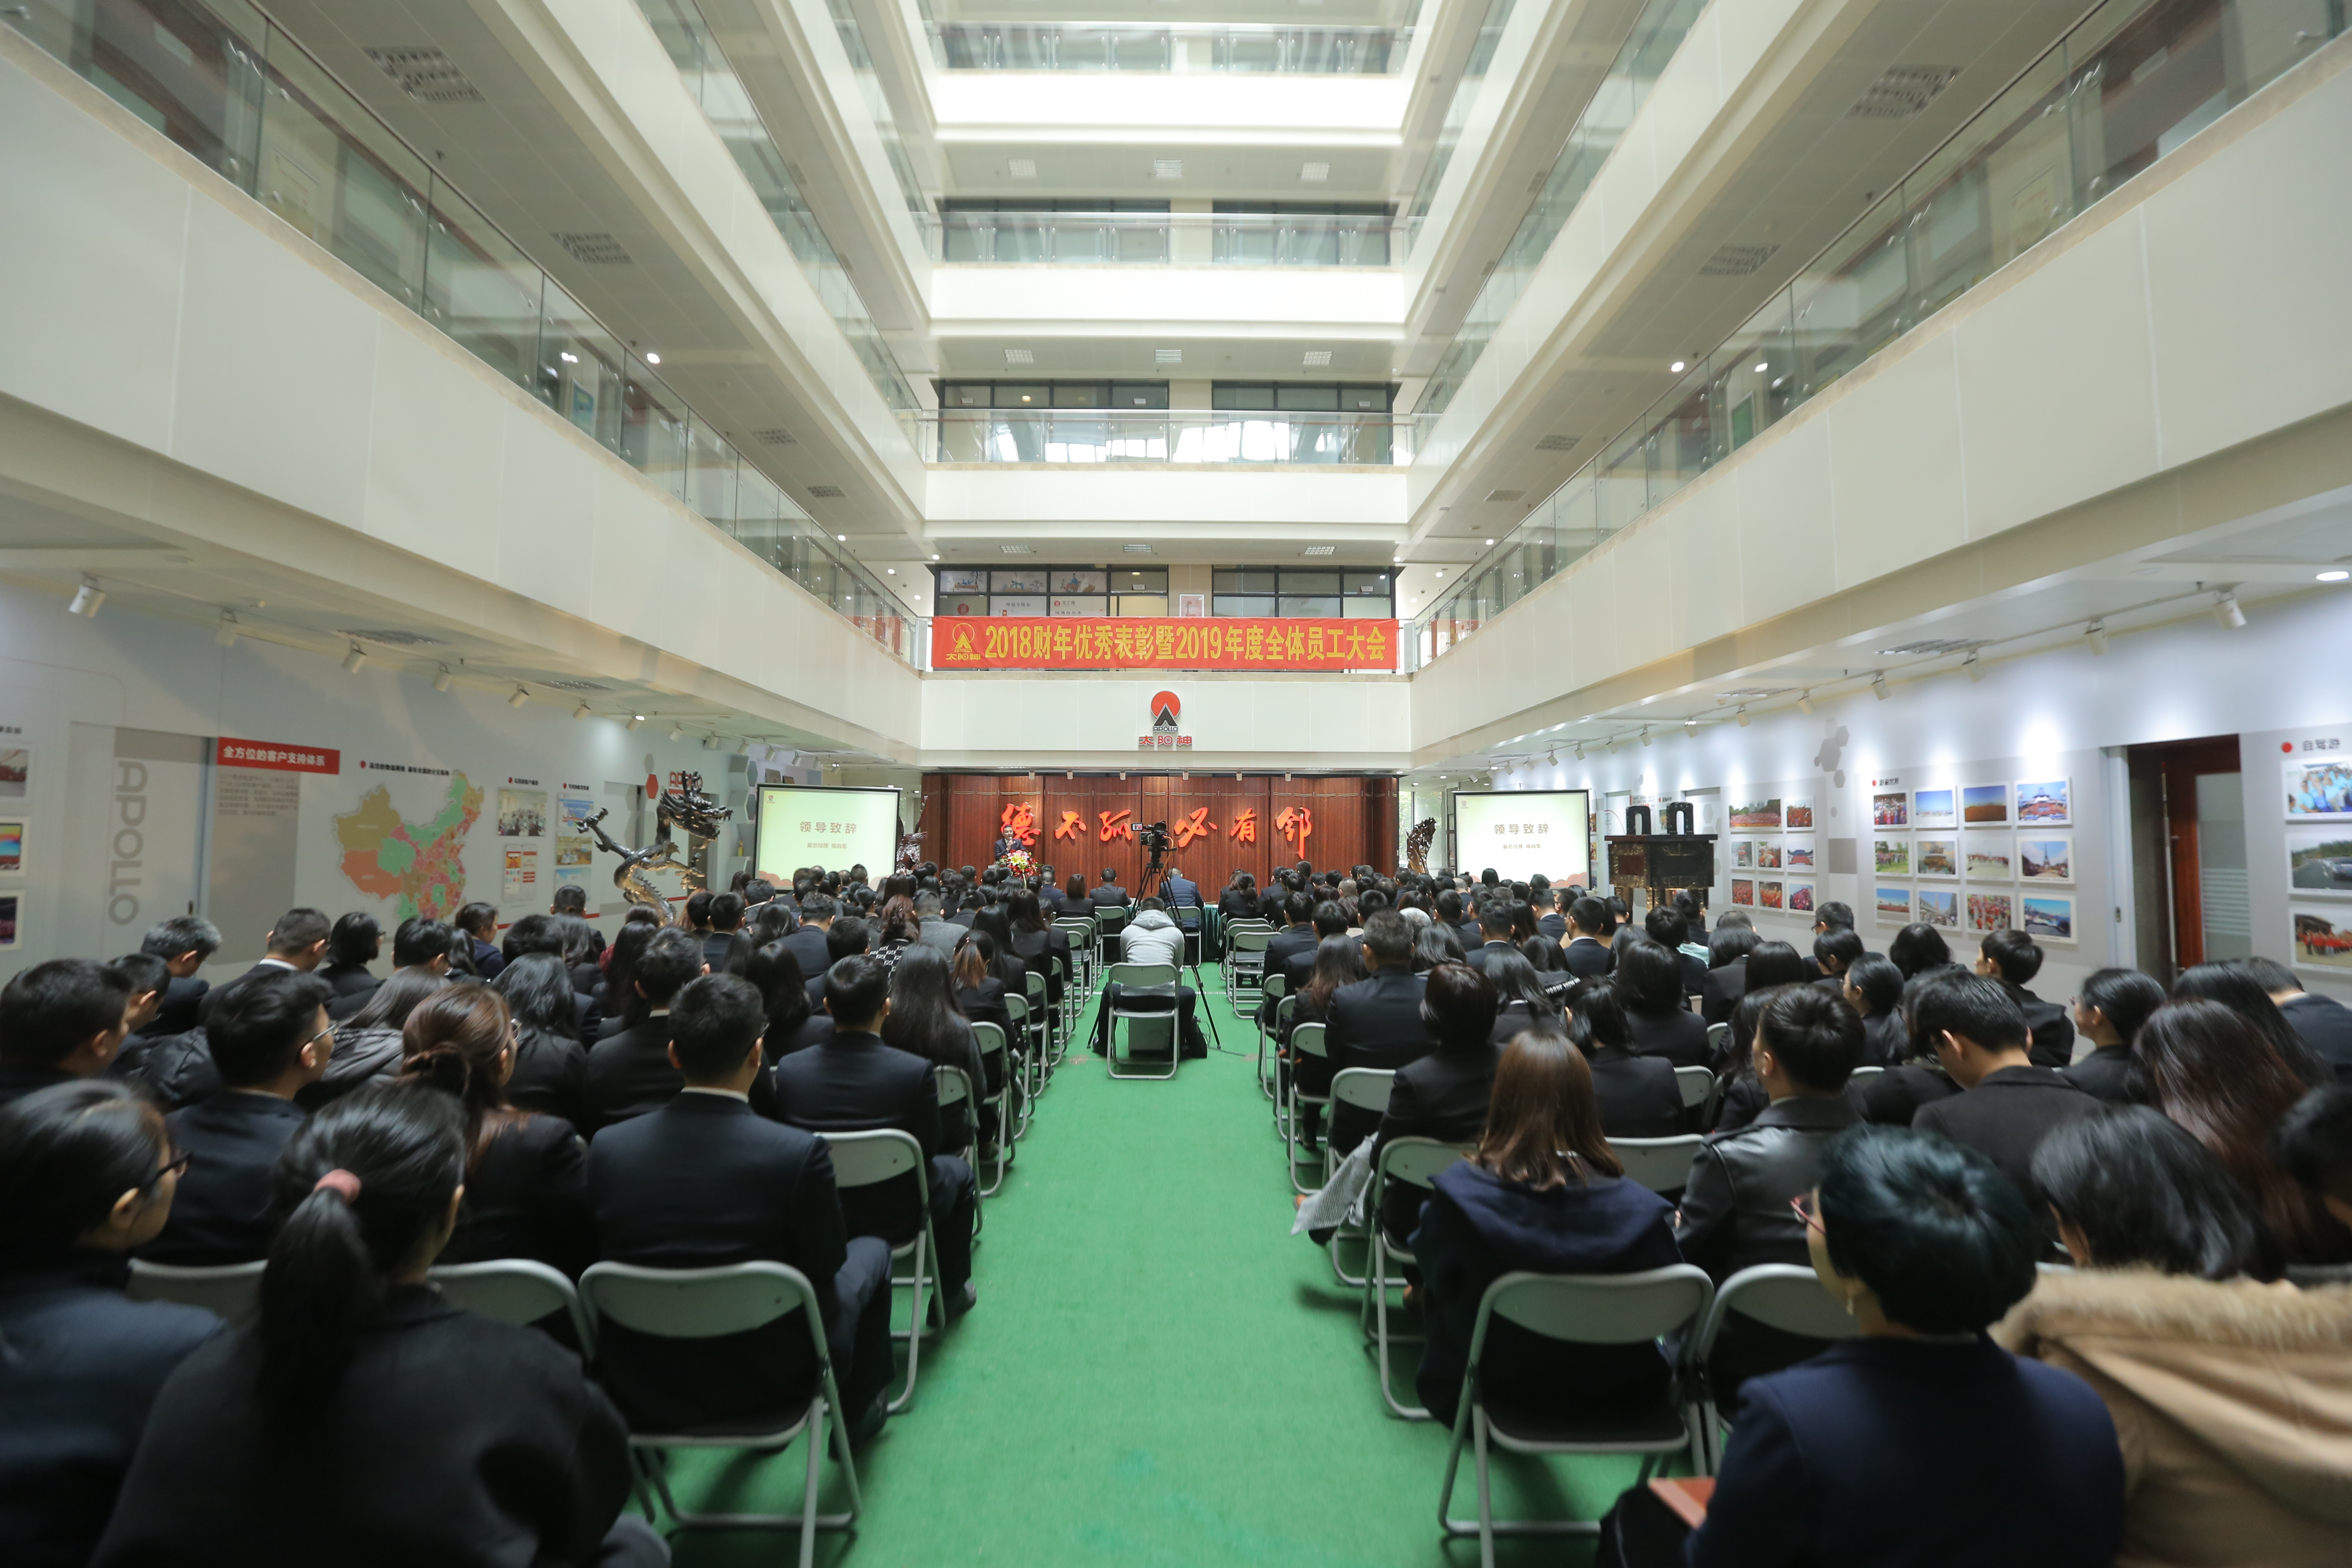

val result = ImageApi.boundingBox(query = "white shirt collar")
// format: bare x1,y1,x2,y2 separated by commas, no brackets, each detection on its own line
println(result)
679,1086,749,1102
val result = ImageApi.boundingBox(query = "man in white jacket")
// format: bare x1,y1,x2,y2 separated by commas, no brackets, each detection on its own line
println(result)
1119,900,1186,969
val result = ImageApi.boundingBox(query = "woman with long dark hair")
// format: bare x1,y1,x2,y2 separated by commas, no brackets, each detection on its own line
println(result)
1570,978,1684,1138
2171,962,2334,1086
1410,1032,1679,1424
1855,968,1967,1127
2062,967,2167,1103
1413,922,1466,973
871,896,919,973
398,985,590,1279
1887,922,1953,979
1066,872,1091,911
950,931,1015,1043
305,967,447,1109
744,940,826,1059
1612,936,1710,1066
1841,953,1909,1067
881,945,989,1152
1700,924,1761,1026
1367,962,1503,1245
93,1085,662,1566
969,904,1031,995
318,913,382,1002
493,953,589,1131
1481,948,1560,1045
1004,888,1070,1009
595,920,657,1017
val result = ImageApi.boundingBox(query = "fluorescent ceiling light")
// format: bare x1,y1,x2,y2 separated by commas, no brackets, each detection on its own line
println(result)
1299,161,1330,181
1122,543,1154,554
2320,570,2349,583
1007,158,1036,178
1301,545,1336,556
1303,350,1332,367
1152,159,1182,179
1003,347,1033,365
1154,348,1182,364
1670,360,1686,372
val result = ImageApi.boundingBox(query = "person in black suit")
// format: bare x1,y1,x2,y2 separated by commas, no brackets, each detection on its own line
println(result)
700,892,751,976
494,954,592,1130
500,915,600,1043
1976,928,2076,1068
1911,971,2101,1229
315,913,382,1005
747,940,831,1060
771,956,979,1312
2243,955,2352,1084
801,917,871,1011
1160,863,1202,928
1699,922,1761,1026
134,914,222,1038
93,1087,664,1568
1324,912,1438,1157
1642,906,1707,998
1259,893,1321,1020
1481,949,1561,1046
586,927,779,1131
1688,1127,2125,1568
1368,962,1503,1244
782,893,838,978
1571,982,1683,1138
143,970,332,1266
1089,869,1129,908
0,959,136,1107
880,946,989,1154
207,906,331,1006
1465,901,1519,976
1840,954,1910,1067
1531,882,1566,942
1855,965,1967,1127
2062,967,2167,1104
1559,896,1613,978
327,918,454,1024
0,1081,221,1568
1612,937,1711,1067
1811,925,1864,993
588,973,892,1431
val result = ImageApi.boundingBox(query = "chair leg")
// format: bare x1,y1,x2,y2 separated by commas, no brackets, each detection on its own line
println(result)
1474,1409,1498,1568
798,1406,824,1568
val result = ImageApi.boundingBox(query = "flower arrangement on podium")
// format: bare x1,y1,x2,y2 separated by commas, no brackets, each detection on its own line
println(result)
994,845,1041,879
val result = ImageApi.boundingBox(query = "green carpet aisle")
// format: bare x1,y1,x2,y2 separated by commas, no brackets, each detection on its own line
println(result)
661,969,1651,1566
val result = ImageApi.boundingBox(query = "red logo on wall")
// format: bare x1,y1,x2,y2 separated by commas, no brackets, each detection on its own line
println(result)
1141,689,1192,751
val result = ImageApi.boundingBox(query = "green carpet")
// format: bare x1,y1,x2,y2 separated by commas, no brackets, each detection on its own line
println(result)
659,969,1651,1566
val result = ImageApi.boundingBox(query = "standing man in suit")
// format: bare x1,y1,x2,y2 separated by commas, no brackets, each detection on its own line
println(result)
1466,902,1519,975
1911,971,2100,1220
772,956,979,1314
783,892,837,978
1559,897,1613,978
1089,869,1129,909
0,960,136,1106
1975,929,2076,1069
143,970,331,1265
136,915,222,1038
1324,911,1438,1156
587,974,894,1435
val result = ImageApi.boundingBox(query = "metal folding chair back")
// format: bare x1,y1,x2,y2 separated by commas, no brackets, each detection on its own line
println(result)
1321,1068,1396,1285
429,1258,595,1352
1365,1136,1473,1420
1023,969,1051,1061
1285,1022,1332,1189
1706,1020,1729,1056
579,1261,860,1566
1848,1064,1885,1081
1607,1134,1704,1194
935,1065,978,1166
970,1022,1015,1189
1687,1264,1856,1472
127,1259,265,1325
1105,962,1182,1080
815,1127,940,1412
1673,1065,1715,1109
1224,926,1272,1004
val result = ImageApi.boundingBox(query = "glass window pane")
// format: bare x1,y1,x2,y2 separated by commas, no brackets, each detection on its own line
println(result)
1115,595,1167,616
421,176,542,392
538,280,627,449
1342,571,1391,595
942,382,991,408
1212,384,1273,410
1051,382,1108,408
1214,569,1277,593
994,384,1047,408
1340,384,1392,411
1276,385,1339,411
1111,382,1169,409
1212,594,1273,617
1279,595,1343,617
1281,570,1341,593
1111,568,1167,592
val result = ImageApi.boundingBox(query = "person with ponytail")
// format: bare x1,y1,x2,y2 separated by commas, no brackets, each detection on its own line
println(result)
397,984,591,1280
0,1082,218,1567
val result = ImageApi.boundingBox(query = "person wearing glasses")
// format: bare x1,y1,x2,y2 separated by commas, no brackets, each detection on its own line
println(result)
0,1079,219,1567
140,970,334,1266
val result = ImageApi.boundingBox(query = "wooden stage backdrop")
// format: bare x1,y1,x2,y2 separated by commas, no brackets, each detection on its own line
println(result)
918,774,1398,890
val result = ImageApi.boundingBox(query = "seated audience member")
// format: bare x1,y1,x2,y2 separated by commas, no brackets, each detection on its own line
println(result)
2062,967,2168,1105
1481,948,1559,1045
2239,956,2352,1083
0,960,135,1105
0,1082,219,1567
749,941,829,1060
316,913,383,1004
1699,924,1761,1027
212,908,330,995
1811,927,1864,992
781,893,836,978
1572,981,1683,1139
143,972,332,1265
499,915,599,1042
1689,1126,2124,1568
1840,953,1909,1067
1367,963,1503,1245
1911,971,2102,1224
881,946,989,1155
494,953,590,1131
1855,967,1969,1127
103,955,169,1056
1976,929,2077,1068
2136,1000,2352,1268
2275,1085,2352,1236
869,897,920,973
1886,920,1953,979
1708,989,1782,1134
1467,901,1519,975
804,915,872,1008
400,985,590,1280
1673,891,1711,943
699,893,750,977
452,901,505,980
92,1087,664,1568
1089,868,1129,909
969,906,1033,998
1999,1108,2352,1568
745,899,795,952
2171,961,2336,1087
330,916,454,1022
310,964,447,1107
588,927,777,1131
1643,906,1707,997
1802,903,1863,973
136,915,222,1038
1004,890,1071,1007
1283,934,1367,1147
549,885,604,962
1325,913,1438,1157
1411,1033,1680,1426
1262,892,1320,993
1532,884,1566,942
1559,897,1613,978
1120,897,1185,969
1612,937,1711,1067
773,956,979,1314
949,932,1013,1043
587,974,892,1433
1412,922,1465,973
1677,984,1864,1284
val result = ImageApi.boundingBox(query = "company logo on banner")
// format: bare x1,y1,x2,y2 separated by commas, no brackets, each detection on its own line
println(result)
932,617,1394,672
216,737,340,773
1141,690,1191,751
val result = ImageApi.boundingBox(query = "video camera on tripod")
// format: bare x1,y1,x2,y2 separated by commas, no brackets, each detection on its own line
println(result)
1137,820,1173,870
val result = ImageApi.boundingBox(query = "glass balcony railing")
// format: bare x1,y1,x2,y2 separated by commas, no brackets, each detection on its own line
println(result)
5,0,920,663
1405,0,2346,671
920,410,1424,465
928,22,1411,72
926,209,1408,265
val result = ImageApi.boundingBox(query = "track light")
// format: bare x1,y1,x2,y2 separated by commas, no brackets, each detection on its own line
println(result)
1871,673,1889,701
432,664,453,692
668,724,686,742
572,701,592,720
1573,744,1585,761
215,611,239,647
1682,718,1697,737
738,737,754,755
2083,621,2107,656
341,644,368,674
67,579,104,617
2213,590,2245,630
1964,653,1984,682
1605,739,1618,755
624,714,644,731
704,735,724,751
1639,728,1652,747
1546,749,1557,765
508,687,531,708
1735,706,1750,727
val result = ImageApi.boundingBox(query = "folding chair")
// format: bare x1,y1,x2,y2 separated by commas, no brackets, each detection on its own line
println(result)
1608,1134,1705,1195
579,1261,860,1568
1264,993,1296,1103
1054,918,1096,995
1705,1020,1729,1059
1363,1136,1473,1420
1847,1065,1885,1082
1674,1065,1718,1130
1439,1266,1715,1566
971,1022,1013,1194
817,1129,941,1413
1685,1263,1855,1472
1051,955,1075,1046
127,1258,265,1325
1105,961,1181,1080
1224,926,1271,1006
1324,1067,1396,1285
1024,969,1053,1069
936,1066,980,1232
429,1258,595,1351
1093,906,1128,969
1004,991,1040,1105
1285,1022,1331,1184
1256,971,1288,1069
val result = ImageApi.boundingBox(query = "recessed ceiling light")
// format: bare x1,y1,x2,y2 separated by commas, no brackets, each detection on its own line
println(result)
1000,543,1033,554
886,568,895,575
644,352,661,365
1485,538,1494,545
1300,161,1330,181
1154,348,1182,364
1003,347,1033,365
835,534,846,541
1153,158,1183,179
1007,158,1036,178
1753,361,1768,372
559,351,578,363
1669,360,1686,373
2320,570,2350,582
1301,545,1336,556
1303,350,1332,367
931,554,940,561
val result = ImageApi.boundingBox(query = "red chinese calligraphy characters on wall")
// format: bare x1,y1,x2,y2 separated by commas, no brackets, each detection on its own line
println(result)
1172,806,1218,848
1097,809,1134,843
1276,805,1314,855
1228,807,1258,845
999,802,1038,846
1051,810,1084,843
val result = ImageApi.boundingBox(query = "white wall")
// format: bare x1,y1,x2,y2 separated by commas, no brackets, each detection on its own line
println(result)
923,465,1405,532
920,673,1411,769
928,264,1403,335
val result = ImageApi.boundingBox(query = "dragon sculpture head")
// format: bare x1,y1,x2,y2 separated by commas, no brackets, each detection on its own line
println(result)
655,773,731,844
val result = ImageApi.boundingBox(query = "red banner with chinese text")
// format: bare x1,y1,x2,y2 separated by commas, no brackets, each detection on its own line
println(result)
931,617,1396,672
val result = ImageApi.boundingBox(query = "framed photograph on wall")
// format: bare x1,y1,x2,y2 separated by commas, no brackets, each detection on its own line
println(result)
1757,842,1782,870
939,568,987,593
2014,778,2071,826
1968,891,2016,932
2021,894,2076,942
1784,839,1815,870
1873,837,1910,877
1733,839,1754,869
1784,798,1814,830
1052,570,1107,595
2285,755,2352,820
1875,885,1913,924
990,569,1047,594
991,595,1047,617
1729,798,1782,831
1911,787,1957,831
1731,878,1755,906
2018,835,2074,883
1760,880,1784,910
1915,837,1958,878
0,892,18,948
1788,882,1814,913
1917,888,1959,929
0,820,25,877
1963,784,2010,826
1965,837,2015,880
2292,908,2352,972
0,748,26,800
1871,791,1909,829
2287,825,2352,896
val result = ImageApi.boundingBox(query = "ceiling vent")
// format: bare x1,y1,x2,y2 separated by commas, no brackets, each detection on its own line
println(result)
1002,347,1033,365
339,628,442,646
1152,158,1183,179
1007,158,1037,178
1534,433,1579,452
552,232,632,265
1849,65,1961,120
1299,161,1330,182
539,678,609,693
749,428,795,446
1483,488,1524,504
1875,637,1980,656
1302,350,1333,367
999,543,1033,555
805,484,846,499
1300,545,1336,556
363,46,484,104
1700,242,1779,276
1154,348,1182,365
1122,543,1155,555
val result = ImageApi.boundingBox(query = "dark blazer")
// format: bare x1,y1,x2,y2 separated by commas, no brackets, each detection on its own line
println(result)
1559,936,1612,979
2280,991,2352,1083
780,924,832,981
1162,873,1200,910
0,1063,78,1107
1487,998,1551,1047
1675,1096,1860,1282
314,962,378,1001
1858,1060,1962,1125
1264,924,1320,981
886,1018,987,1152
1466,939,1519,976
1701,958,1748,1025
1586,1043,1684,1139
1089,883,1129,908
1370,1045,1498,1242
701,930,750,976
2061,1043,2137,1104
1677,948,1709,997
1912,1065,2103,1216
1323,969,1435,1154
1689,1338,2124,1568
91,1289,637,1568
2015,987,2078,1070
1624,1004,1711,1068
464,939,506,980
1411,1162,1680,1428
587,1093,849,1430
768,1012,834,1060
505,1022,589,1132
142,976,208,1038
955,981,1013,1047
1536,911,1567,941
143,1092,308,1266
769,1031,939,1244
584,1013,778,1133
1858,1008,1907,1067
441,1114,593,1280
0,1254,218,1568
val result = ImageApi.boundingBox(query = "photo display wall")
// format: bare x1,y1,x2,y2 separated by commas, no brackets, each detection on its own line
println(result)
1724,793,1818,921
1858,774,2078,943
2283,737,2352,975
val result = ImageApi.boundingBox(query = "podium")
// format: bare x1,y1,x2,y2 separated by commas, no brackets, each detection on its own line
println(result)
1604,802,1716,911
